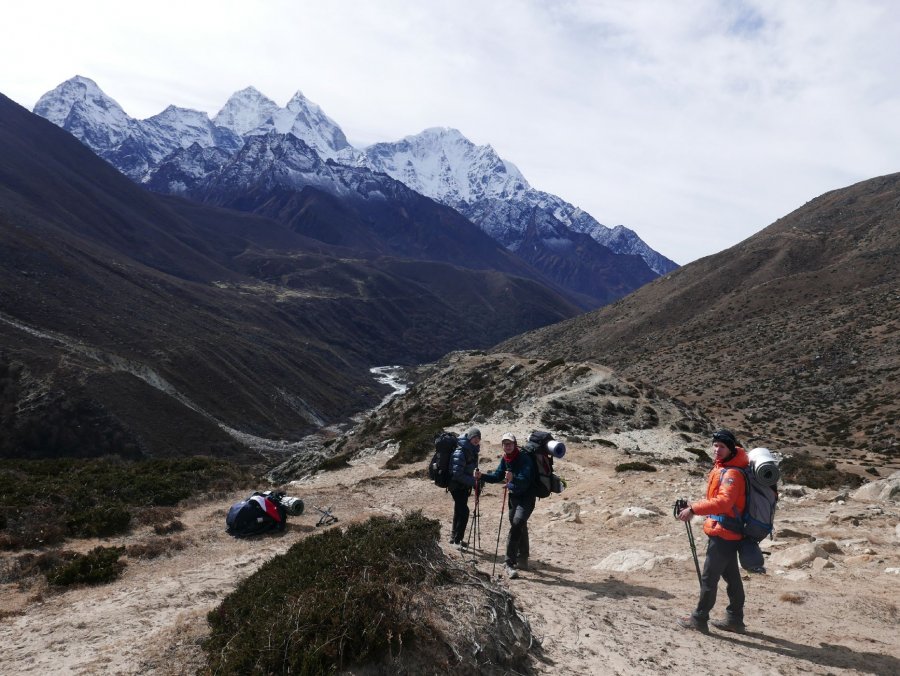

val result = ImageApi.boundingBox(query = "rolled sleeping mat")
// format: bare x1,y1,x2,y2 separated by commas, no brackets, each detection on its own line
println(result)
748,447,780,487
547,440,566,458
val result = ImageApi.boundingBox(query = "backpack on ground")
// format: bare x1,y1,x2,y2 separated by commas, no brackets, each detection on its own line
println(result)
712,464,778,543
428,431,459,488
225,492,287,537
521,430,565,499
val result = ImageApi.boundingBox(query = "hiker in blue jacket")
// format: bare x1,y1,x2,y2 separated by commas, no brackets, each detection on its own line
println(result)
481,432,535,578
448,427,481,547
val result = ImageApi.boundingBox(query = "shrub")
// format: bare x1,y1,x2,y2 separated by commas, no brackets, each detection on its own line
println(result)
0,457,252,550
779,453,865,489
204,513,446,674
153,519,185,535
46,546,126,586
66,505,132,538
615,461,657,473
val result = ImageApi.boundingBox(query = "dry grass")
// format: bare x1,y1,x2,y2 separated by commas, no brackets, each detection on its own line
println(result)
780,592,806,604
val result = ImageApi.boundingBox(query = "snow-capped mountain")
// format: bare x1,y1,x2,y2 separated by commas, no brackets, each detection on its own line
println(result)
33,76,242,181
33,76,677,303
363,128,677,275
214,87,360,165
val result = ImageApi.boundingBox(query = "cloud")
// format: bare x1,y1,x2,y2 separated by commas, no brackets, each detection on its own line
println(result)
2,0,899,264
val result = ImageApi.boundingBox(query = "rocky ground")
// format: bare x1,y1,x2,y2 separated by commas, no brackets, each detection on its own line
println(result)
1,357,898,675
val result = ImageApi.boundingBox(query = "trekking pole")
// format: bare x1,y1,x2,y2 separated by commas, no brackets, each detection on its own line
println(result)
491,484,508,578
674,499,702,587
466,481,480,564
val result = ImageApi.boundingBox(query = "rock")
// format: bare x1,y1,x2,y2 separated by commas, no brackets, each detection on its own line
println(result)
812,558,835,572
844,554,876,566
620,507,658,519
885,568,900,575
816,540,843,554
548,502,582,523
593,549,672,573
777,528,814,540
850,472,900,502
768,542,829,569
781,485,808,498
896,523,900,541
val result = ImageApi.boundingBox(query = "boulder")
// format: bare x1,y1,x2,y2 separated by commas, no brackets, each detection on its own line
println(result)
851,472,900,502
768,542,829,569
620,507,658,519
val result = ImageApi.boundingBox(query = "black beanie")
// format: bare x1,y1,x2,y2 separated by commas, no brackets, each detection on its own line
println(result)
712,429,737,453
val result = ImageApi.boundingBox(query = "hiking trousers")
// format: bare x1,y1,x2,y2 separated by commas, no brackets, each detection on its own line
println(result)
450,487,471,543
692,535,744,622
505,493,536,567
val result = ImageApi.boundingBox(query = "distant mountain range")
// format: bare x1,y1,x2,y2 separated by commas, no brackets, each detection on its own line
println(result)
0,93,581,462
34,76,676,308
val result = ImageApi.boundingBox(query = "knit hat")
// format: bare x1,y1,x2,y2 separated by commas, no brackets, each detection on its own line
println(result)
712,429,737,454
465,427,481,441
501,432,516,443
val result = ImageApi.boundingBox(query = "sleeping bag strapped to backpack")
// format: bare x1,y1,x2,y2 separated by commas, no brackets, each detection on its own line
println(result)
226,492,287,536
428,431,459,488
522,430,566,499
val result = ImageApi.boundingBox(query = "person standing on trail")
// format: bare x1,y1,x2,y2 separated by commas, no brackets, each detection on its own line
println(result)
677,429,750,634
481,432,535,579
448,427,481,548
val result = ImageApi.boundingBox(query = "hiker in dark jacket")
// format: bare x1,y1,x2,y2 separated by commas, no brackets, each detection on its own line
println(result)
481,432,535,579
677,429,750,634
448,427,481,547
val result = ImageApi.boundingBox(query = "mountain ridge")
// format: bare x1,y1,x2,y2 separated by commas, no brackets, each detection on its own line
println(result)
33,76,675,307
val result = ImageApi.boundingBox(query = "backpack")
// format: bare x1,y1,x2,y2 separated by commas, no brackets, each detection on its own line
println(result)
521,430,564,499
428,431,459,488
226,493,287,537
712,466,778,542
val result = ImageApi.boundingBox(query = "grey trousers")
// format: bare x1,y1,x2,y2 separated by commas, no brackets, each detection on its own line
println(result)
693,535,745,622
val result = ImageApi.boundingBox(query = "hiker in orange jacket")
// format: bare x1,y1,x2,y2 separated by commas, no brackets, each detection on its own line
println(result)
677,429,749,634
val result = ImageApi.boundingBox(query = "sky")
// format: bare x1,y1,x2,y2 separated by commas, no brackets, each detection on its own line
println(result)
3,1,900,265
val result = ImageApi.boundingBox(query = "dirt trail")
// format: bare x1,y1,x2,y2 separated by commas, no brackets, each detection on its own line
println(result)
2,425,898,675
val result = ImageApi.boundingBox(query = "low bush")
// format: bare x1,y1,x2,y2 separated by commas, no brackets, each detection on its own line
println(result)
615,461,657,473
204,512,446,674
0,457,252,549
46,546,126,586
779,453,866,489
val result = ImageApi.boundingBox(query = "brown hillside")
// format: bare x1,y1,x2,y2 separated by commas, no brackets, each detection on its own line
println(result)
499,173,900,467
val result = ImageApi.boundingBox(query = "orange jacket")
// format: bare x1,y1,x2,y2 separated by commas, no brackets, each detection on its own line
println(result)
691,446,749,541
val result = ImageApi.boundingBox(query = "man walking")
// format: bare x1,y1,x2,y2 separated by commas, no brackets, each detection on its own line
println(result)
677,429,749,633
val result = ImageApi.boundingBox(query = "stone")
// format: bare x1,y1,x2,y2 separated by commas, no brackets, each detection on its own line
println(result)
768,542,829,569
812,558,835,572
851,472,900,502
593,549,672,573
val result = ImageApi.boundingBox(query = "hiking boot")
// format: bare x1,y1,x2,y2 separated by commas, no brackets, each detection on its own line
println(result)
518,557,529,571
504,565,518,579
676,615,709,634
456,541,469,550
711,618,746,634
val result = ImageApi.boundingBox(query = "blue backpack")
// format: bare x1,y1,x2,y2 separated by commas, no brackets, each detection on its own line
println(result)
711,467,778,542
225,493,286,537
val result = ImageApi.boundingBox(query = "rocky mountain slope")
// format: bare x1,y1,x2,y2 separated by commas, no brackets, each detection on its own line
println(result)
2,352,897,674
498,172,900,468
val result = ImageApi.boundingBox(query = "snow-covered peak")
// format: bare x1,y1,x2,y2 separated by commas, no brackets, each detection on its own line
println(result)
33,75,134,148
213,87,280,136
363,127,530,207
242,89,355,162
